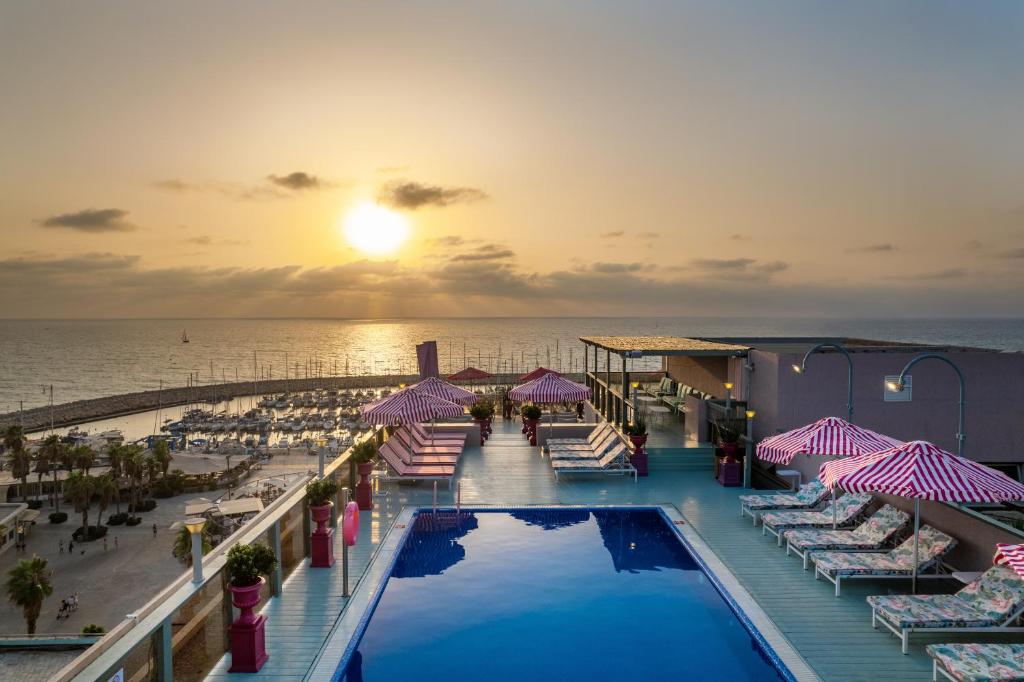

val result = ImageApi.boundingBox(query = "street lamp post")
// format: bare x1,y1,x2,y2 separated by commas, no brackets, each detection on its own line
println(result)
743,410,755,488
887,353,966,457
184,517,206,584
724,382,733,414
792,343,854,423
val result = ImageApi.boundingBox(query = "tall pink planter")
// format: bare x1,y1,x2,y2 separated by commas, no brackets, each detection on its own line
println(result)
229,578,268,672
310,503,334,568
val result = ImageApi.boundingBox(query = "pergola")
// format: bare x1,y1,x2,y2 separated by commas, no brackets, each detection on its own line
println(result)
578,336,749,427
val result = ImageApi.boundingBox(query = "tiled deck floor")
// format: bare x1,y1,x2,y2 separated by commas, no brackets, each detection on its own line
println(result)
205,417,1001,682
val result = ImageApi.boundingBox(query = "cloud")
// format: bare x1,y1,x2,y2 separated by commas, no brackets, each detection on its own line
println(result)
38,208,136,233
690,257,788,278
600,230,625,238
884,268,968,281
153,180,194,192
589,262,643,273
692,257,756,270
427,235,467,247
187,236,212,246
449,244,515,262
995,247,1024,259
636,231,660,239
266,172,322,191
376,165,409,174
847,243,897,253
378,181,488,210
185,235,248,247
729,233,751,241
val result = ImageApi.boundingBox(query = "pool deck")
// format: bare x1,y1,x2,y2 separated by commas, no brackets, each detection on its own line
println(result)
204,417,999,682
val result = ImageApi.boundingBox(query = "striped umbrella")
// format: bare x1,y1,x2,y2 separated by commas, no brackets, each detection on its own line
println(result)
758,416,898,527
820,440,1024,591
359,386,464,425
509,373,590,402
410,376,478,407
994,544,1024,581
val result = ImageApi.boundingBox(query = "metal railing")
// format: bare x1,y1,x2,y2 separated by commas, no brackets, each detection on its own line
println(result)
50,428,385,682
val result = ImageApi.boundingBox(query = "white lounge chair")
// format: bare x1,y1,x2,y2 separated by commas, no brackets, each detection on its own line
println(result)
551,443,635,481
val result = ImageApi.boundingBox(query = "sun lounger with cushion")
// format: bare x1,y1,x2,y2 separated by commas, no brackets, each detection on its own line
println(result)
546,422,613,447
382,438,459,465
547,429,617,456
868,565,1024,653
646,377,674,397
784,504,910,569
549,438,625,462
926,643,1024,681
739,480,829,525
760,493,872,545
411,422,466,443
378,441,455,488
393,427,463,455
550,443,636,481
812,525,957,596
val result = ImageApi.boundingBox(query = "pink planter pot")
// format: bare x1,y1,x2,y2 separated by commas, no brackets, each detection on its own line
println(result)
526,418,539,446
474,419,486,446
310,503,334,568
229,578,268,672
628,435,649,477
356,461,374,511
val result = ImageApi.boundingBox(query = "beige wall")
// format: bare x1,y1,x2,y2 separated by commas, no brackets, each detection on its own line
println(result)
665,356,729,396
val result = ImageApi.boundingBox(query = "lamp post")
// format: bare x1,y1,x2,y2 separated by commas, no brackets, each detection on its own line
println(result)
724,382,733,413
631,381,640,424
743,410,755,488
887,353,966,457
184,517,206,584
792,343,854,423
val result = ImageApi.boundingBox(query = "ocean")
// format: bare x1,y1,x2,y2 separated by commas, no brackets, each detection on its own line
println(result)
2,317,1023,411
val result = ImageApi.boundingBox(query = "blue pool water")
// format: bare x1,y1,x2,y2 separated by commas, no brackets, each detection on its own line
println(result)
338,508,787,681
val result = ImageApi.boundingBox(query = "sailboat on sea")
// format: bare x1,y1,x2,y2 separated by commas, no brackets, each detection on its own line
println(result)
181,330,190,344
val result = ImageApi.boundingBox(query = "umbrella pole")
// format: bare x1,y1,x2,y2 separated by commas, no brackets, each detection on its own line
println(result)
912,498,920,594
832,488,837,529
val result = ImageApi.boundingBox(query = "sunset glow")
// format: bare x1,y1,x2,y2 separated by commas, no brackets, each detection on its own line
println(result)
342,203,410,256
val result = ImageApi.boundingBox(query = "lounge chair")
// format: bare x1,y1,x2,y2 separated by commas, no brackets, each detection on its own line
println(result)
393,427,463,455
739,480,829,525
927,643,1024,681
378,441,454,488
382,438,459,465
550,438,625,462
411,422,466,443
784,504,910,569
547,428,617,455
551,443,636,481
868,565,1024,653
546,422,613,448
761,493,872,545
812,525,957,596
646,377,674,397
662,384,690,413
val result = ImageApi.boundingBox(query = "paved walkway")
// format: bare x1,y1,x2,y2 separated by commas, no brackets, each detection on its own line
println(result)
203,418,1001,682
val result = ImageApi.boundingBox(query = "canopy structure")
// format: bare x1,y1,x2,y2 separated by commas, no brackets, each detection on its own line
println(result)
995,544,1024,581
359,386,464,425
820,440,1024,591
410,376,478,406
509,372,590,403
757,417,899,465
519,366,560,382
757,416,899,527
447,367,493,382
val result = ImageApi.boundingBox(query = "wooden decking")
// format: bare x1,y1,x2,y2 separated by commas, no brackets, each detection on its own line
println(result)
204,417,992,682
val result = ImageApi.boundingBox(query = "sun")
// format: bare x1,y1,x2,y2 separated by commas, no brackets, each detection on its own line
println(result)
341,202,410,255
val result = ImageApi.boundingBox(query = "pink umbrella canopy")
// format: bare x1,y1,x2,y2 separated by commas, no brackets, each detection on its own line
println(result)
994,544,1024,581
820,440,1024,503
757,416,900,465
409,376,478,406
359,386,464,425
509,373,590,403
519,366,559,382
447,367,493,382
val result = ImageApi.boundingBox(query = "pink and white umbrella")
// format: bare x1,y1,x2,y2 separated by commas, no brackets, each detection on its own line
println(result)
994,544,1024,581
359,386,464,425
821,440,1024,591
757,416,899,527
509,373,591,437
409,376,478,407
757,417,899,465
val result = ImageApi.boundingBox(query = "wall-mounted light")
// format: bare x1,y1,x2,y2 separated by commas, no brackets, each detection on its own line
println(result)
724,382,733,390
791,364,802,374
745,410,756,420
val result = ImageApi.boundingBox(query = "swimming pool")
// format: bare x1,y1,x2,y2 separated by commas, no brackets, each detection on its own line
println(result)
319,507,798,681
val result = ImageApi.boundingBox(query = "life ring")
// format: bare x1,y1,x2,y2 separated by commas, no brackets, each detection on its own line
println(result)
343,501,359,546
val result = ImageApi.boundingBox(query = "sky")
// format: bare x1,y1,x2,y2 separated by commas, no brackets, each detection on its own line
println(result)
1,1,1023,319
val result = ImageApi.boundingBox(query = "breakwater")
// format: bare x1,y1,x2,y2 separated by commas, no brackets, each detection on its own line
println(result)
0,373,598,433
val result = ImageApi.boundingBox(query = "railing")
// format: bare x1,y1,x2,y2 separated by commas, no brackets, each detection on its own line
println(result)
51,428,386,682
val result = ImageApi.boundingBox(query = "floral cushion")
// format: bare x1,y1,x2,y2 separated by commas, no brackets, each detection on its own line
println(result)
955,566,1024,621
740,480,827,510
926,643,1024,682
784,504,908,551
867,594,996,629
814,526,955,577
762,493,871,532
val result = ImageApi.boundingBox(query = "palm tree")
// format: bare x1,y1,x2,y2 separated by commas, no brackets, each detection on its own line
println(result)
57,443,74,505
5,555,53,634
33,440,53,502
10,447,31,502
38,435,66,510
172,526,212,566
3,425,25,458
121,445,144,514
151,440,172,480
65,472,95,532
93,473,117,527
105,444,124,515
71,444,96,474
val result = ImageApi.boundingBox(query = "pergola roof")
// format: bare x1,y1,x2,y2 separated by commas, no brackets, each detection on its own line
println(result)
579,336,749,356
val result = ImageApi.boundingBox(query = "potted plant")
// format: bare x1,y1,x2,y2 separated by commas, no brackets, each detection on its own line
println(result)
714,419,743,461
469,402,491,445
305,478,339,568
225,542,277,673
350,439,377,511
521,405,542,446
624,418,650,477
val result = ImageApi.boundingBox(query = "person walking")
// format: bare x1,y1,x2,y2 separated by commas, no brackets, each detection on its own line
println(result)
114,536,119,550
152,523,157,537
59,539,64,554
68,539,74,554
102,537,108,552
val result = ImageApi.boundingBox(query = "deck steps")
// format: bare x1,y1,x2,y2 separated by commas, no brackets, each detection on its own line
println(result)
646,445,715,471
